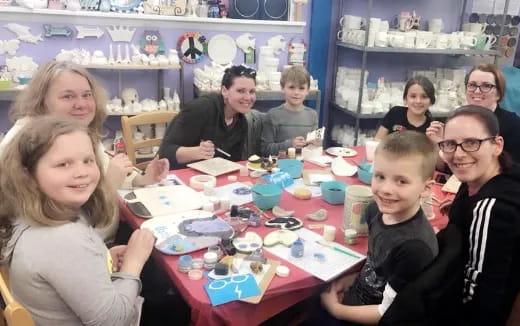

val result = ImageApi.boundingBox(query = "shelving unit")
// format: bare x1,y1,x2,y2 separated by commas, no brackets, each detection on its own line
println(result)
329,0,509,145
194,85,322,118
85,63,183,104
0,7,305,33
0,86,23,101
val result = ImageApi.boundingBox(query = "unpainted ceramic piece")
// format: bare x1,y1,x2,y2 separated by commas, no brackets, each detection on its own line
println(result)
331,156,357,177
272,206,294,218
305,208,327,221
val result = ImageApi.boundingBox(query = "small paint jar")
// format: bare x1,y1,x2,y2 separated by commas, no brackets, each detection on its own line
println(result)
207,245,223,260
291,238,304,258
323,225,336,242
178,255,193,273
203,252,218,270
248,212,261,227
191,258,204,270
240,165,249,177
288,147,296,159
344,229,358,245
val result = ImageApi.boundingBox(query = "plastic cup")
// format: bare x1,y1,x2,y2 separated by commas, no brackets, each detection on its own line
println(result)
365,140,380,162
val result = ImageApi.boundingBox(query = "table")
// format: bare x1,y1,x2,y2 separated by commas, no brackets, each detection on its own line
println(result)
120,148,450,326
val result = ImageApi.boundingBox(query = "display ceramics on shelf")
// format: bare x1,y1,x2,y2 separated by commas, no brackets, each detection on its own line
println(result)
74,26,104,39
5,24,43,44
288,37,306,66
140,30,165,55
177,32,207,64
47,0,65,9
110,0,141,12
107,26,136,42
14,0,46,9
66,0,82,11
79,0,100,10
292,0,307,22
236,33,256,54
0,39,20,56
98,0,110,11
267,35,286,55
43,25,73,38
121,88,139,108
208,0,220,18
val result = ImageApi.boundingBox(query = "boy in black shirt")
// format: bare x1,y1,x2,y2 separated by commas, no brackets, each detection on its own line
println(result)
319,131,439,325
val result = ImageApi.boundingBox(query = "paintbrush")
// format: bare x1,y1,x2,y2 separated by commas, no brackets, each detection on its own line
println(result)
315,240,361,259
216,147,231,158
104,151,143,175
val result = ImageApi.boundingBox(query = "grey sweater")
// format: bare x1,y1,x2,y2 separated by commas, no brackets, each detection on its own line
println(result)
1,218,141,326
261,104,318,156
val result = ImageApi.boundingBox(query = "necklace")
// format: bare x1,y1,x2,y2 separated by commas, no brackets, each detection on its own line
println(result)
263,0,287,19
234,0,259,18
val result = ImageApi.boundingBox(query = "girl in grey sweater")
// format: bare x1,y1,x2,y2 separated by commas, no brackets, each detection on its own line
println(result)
0,117,154,326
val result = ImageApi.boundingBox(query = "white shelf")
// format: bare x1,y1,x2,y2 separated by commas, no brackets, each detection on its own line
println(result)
84,64,181,70
337,41,500,56
0,7,306,33
0,86,23,101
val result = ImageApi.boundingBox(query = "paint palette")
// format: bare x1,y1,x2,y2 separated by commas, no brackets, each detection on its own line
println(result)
141,210,234,255
232,232,263,253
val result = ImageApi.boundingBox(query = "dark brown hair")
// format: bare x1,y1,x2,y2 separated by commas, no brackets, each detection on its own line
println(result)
404,75,436,105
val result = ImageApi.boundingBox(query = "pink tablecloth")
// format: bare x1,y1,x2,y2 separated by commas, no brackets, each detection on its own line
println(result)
120,148,450,326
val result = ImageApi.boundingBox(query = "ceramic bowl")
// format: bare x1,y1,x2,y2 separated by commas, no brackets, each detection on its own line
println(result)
357,163,373,184
251,183,282,210
321,181,347,205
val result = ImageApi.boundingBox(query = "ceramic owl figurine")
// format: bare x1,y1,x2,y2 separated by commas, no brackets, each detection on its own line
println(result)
139,30,165,55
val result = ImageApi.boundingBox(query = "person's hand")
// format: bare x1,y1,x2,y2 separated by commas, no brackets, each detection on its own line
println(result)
321,285,343,319
197,140,215,160
426,121,444,144
109,245,127,272
139,156,169,186
106,153,134,188
439,197,453,216
292,136,307,148
120,229,155,276
307,138,323,147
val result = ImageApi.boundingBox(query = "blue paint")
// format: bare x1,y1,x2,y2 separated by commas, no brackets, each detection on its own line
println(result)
291,238,304,258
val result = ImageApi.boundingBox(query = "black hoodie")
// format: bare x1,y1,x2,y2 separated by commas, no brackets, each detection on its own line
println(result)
449,163,520,325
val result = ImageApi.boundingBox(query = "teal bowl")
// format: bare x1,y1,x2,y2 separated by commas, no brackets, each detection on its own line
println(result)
18,77,31,85
251,183,282,210
277,159,303,178
321,181,347,205
358,163,373,185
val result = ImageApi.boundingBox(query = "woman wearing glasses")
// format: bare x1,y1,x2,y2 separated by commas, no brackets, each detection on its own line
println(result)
439,105,520,324
159,65,256,169
428,63,520,163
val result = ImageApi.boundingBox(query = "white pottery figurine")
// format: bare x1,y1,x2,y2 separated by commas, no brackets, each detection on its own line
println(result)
121,88,139,109
267,35,286,56
236,33,256,54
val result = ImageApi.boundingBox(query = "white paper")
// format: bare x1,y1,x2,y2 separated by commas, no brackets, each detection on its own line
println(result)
308,173,335,185
264,228,366,282
284,178,322,197
213,182,253,206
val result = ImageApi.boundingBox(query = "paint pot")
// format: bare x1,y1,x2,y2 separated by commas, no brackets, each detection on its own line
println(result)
342,185,373,235
203,252,218,270
290,238,304,258
344,229,358,245
178,255,193,273
323,225,336,241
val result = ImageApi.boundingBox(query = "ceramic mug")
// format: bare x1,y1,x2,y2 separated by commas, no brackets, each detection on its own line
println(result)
461,35,477,49
435,33,449,49
469,23,486,34
340,15,365,30
448,32,461,49
429,18,443,33
375,31,388,47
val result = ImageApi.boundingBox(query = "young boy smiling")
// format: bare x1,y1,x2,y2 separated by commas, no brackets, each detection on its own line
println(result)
319,131,439,325
261,66,319,156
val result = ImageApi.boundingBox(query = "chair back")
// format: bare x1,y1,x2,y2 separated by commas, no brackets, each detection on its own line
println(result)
0,266,34,326
121,111,177,170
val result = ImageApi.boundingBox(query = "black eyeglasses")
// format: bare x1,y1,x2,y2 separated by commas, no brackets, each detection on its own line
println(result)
467,82,496,93
438,136,496,153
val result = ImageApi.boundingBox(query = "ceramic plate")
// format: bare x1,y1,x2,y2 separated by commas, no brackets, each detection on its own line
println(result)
246,162,267,172
208,34,237,65
325,147,357,157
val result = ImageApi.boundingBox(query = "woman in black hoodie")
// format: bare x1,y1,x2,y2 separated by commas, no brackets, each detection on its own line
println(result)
439,105,520,325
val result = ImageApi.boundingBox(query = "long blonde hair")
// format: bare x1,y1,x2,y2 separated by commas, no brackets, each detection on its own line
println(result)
9,60,108,138
0,117,115,248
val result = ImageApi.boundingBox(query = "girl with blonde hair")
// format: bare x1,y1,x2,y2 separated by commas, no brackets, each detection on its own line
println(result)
0,116,154,326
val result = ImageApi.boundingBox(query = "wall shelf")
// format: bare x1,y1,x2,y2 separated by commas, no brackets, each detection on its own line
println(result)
0,7,306,33
84,64,181,70
337,41,499,56
0,87,23,101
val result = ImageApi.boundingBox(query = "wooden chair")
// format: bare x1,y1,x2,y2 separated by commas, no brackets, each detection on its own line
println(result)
0,266,34,326
121,111,177,170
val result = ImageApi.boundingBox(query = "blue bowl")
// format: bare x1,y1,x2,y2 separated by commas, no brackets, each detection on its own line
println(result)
357,163,373,184
18,76,31,85
251,183,282,210
321,181,347,205
277,159,303,179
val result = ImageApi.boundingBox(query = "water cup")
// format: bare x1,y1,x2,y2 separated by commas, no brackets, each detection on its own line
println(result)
342,185,373,235
364,139,379,161
277,159,303,179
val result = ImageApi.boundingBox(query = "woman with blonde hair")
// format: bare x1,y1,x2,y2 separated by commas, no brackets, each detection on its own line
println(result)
0,60,169,243
0,116,154,325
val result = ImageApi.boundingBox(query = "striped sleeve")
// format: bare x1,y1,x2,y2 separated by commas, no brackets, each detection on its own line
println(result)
462,197,520,325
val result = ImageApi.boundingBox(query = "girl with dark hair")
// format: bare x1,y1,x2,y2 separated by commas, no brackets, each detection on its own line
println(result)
159,65,257,169
439,105,520,324
375,75,436,140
